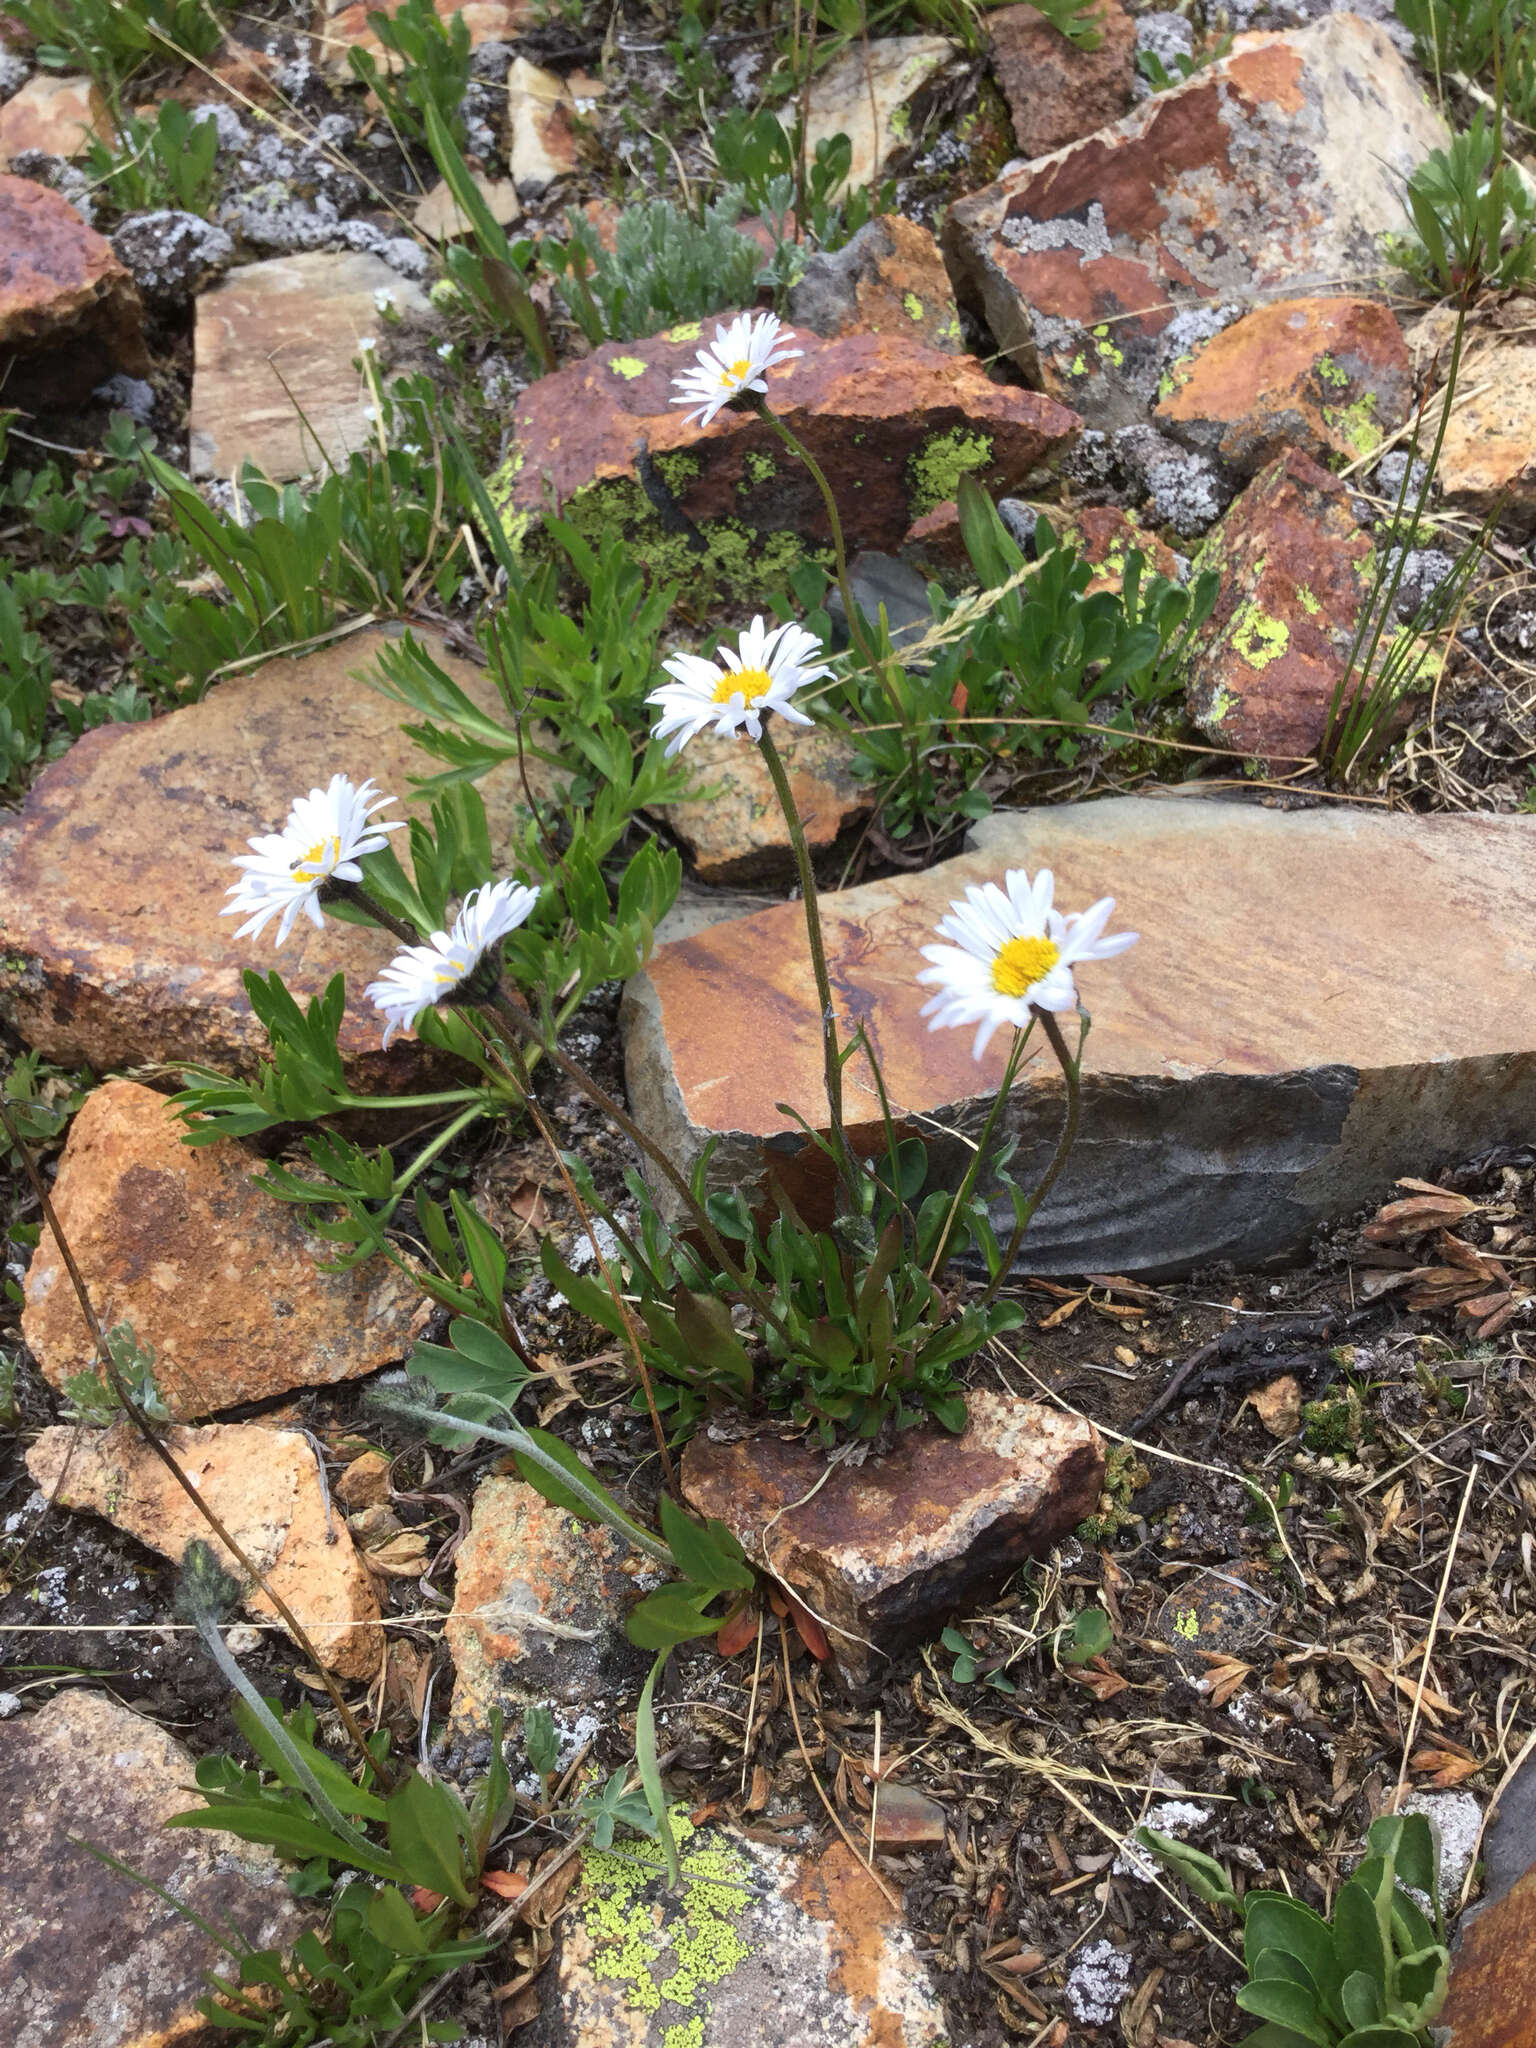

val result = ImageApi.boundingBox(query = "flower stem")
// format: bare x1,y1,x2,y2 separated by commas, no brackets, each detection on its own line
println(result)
972,1007,1085,1316
925,1023,1032,1282
391,1102,486,1196
756,725,859,1199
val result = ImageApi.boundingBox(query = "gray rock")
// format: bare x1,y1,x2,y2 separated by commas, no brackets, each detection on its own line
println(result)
1375,450,1430,502
111,209,234,302
1115,423,1232,534
0,52,31,101
824,550,933,651
1480,1751,1536,1909
92,374,155,422
187,100,249,153
621,796,1536,1275
998,497,1039,549
1389,546,1458,619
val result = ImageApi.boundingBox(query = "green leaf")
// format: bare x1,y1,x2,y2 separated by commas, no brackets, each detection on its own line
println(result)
1060,1606,1112,1665
510,1426,658,1555
1333,1867,1392,1994
1368,1811,1437,1903
635,1649,680,1886
385,1771,476,1908
165,1804,403,1882
1340,1972,1383,2028
366,1883,431,1954
1234,1981,1332,2045
1243,1894,1340,2012
1335,2030,1424,2047
627,1582,719,1649
657,1494,754,1594
1137,1827,1240,1912
1392,1943,1448,2025
670,1287,754,1400
539,1237,629,1340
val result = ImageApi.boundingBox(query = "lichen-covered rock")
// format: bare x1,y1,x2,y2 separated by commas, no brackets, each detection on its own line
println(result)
1155,295,1411,479
0,627,556,1079
1441,1864,1536,2046
505,56,580,194
0,71,109,164
445,1476,648,1741
1183,445,1378,760
622,797,1536,1275
189,249,431,481
533,1821,950,2047
943,15,1448,429
652,724,869,885
111,207,235,302
0,1690,311,2048
801,35,957,196
21,1079,418,1419
787,213,962,353
25,1424,384,1677
988,0,1138,162
0,174,146,402
495,319,1080,599
681,1395,1102,1677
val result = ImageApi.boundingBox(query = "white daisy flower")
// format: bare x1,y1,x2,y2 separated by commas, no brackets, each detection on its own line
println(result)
365,877,539,1046
916,867,1137,1061
647,615,831,757
223,774,404,949
670,311,802,429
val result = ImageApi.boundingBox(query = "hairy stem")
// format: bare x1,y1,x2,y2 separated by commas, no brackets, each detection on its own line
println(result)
972,1007,1084,1316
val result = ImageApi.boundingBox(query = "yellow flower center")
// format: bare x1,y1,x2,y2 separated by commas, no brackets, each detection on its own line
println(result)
712,665,774,706
992,934,1060,998
291,835,340,881
725,357,752,382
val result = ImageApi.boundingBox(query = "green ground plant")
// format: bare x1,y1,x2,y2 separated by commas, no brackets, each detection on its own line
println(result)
6,0,225,84
1395,0,1536,122
84,99,222,216
1395,113,1536,295
542,194,770,345
347,0,473,151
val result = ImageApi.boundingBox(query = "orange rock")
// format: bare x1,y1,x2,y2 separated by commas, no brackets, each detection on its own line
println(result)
25,1422,385,1677
0,72,111,164
1441,1865,1536,2046
651,723,869,885
787,213,963,354
21,1079,417,1418
0,626,559,1079
681,1394,1103,1676
1250,1373,1302,1438
0,174,145,403
445,1476,643,1736
988,0,1137,163
1155,296,1411,477
1432,337,1536,537
1183,445,1378,761
335,1447,395,1509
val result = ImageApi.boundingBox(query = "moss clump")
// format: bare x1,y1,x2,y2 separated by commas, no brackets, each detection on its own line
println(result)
653,449,703,491
1077,1443,1150,1544
909,427,994,516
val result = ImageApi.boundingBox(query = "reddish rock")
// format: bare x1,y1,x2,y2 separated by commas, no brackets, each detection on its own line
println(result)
0,174,146,403
0,72,110,164
1183,446,1378,761
787,212,963,353
681,1394,1103,1676
652,723,869,885
0,1690,311,2048
21,1079,418,1419
498,319,1080,596
1155,296,1412,478
26,1422,385,1677
0,626,557,1079
621,798,1536,1275
868,1783,949,1848
545,1827,949,2046
943,15,1448,428
445,1476,645,1737
1442,1865,1536,2046
989,0,1137,162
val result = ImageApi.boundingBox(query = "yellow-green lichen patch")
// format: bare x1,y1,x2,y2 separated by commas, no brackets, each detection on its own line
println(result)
665,321,703,343
1068,352,1087,377
1229,600,1290,670
557,473,830,602
902,291,925,321
1321,390,1383,460
909,427,994,517
653,449,703,491
577,1811,756,2032
1091,322,1125,368
741,450,777,484
1295,584,1322,617
1315,353,1350,389
610,355,650,380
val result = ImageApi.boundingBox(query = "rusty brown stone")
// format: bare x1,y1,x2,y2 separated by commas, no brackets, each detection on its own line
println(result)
621,797,1536,1276
1155,295,1411,478
1442,1865,1536,2046
541,1828,949,2045
1249,1373,1303,1438
502,320,1080,592
681,1394,1103,1676
787,213,963,353
867,1783,949,1848
26,1421,385,1676
0,625,557,1080
189,250,432,481
445,1475,645,1738
989,0,1137,162
0,1689,311,2048
1183,445,1377,761
904,497,1181,588
0,174,146,403
943,15,1448,428
0,72,111,164
21,1079,417,1419
334,1446,394,1509
651,723,869,885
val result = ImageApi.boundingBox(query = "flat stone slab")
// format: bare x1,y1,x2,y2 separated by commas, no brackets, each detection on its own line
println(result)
190,249,430,480
0,626,551,1080
0,1689,309,2048
1442,1861,1536,2047
622,797,1536,1275
22,1079,416,1418
27,1420,384,1677
943,14,1446,430
1433,336,1536,537
495,317,1080,598
0,73,109,164
683,1394,1102,1676
533,1825,949,2047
